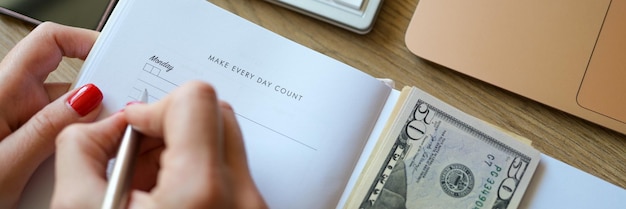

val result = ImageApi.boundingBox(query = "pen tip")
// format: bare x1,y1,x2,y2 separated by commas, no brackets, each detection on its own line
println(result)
141,89,149,103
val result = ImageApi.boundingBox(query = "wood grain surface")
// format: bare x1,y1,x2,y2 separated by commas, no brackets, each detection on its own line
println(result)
0,0,624,190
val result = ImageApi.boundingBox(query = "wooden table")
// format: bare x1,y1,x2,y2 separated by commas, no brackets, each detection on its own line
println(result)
1,0,624,191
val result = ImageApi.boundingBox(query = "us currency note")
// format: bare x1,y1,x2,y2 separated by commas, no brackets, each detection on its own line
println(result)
355,87,540,209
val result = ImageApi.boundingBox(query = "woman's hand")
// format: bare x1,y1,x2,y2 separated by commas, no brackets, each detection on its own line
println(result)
52,81,268,209
0,22,103,208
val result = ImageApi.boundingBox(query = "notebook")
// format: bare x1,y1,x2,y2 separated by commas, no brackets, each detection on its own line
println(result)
405,0,626,135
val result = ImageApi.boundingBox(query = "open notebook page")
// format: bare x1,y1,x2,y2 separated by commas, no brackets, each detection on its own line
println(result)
19,0,394,208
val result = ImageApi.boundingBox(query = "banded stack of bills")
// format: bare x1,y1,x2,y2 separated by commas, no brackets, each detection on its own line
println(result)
346,87,540,209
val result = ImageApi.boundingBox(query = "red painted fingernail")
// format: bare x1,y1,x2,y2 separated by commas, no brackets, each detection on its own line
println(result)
67,83,103,116
126,101,142,106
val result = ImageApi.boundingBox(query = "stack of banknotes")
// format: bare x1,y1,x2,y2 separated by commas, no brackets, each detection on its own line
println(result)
348,87,540,209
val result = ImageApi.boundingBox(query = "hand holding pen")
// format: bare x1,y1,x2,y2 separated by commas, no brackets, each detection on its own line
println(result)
51,81,267,209
101,89,149,209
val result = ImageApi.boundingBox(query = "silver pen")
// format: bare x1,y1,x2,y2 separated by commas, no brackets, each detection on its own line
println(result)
101,89,148,209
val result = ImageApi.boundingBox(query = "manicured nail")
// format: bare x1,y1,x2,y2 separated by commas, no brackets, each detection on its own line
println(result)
118,101,142,112
67,83,103,116
126,101,142,106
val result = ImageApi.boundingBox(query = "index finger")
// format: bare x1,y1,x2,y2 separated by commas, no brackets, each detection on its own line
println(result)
0,22,98,82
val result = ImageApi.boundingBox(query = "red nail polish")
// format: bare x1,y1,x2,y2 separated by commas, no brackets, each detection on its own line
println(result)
67,83,103,116
126,101,142,106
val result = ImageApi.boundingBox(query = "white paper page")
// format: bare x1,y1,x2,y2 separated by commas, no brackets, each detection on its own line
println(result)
336,89,401,209
17,0,393,209
519,154,626,208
